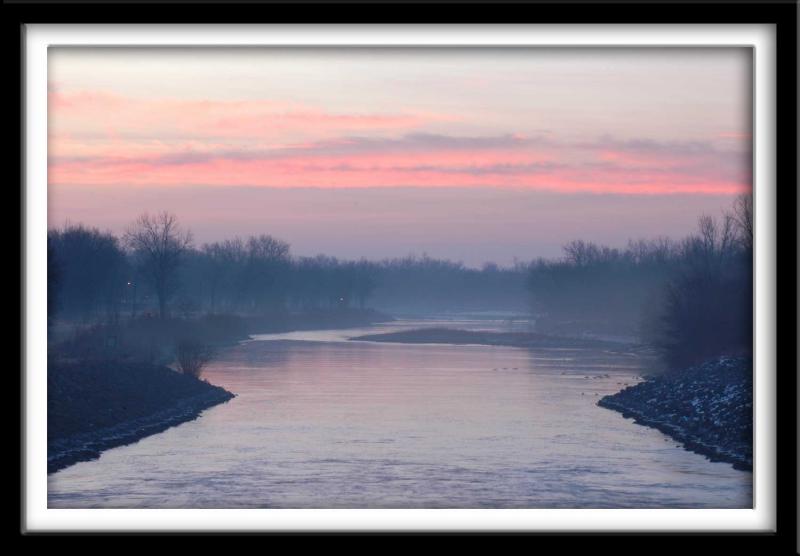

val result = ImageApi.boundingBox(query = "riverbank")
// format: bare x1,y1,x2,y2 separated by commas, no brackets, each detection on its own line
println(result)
48,309,389,474
597,356,752,471
50,324,751,508
48,359,235,473
52,308,392,363
352,327,751,471
350,327,635,350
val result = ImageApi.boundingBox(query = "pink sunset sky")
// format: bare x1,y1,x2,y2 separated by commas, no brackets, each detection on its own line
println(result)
48,47,752,266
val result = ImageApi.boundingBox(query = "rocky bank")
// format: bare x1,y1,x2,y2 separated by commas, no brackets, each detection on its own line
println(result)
48,359,235,473
598,356,753,471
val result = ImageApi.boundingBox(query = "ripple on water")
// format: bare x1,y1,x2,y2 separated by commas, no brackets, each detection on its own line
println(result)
48,319,753,509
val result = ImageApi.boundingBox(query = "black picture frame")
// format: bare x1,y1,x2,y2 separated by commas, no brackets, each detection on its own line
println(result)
10,0,797,544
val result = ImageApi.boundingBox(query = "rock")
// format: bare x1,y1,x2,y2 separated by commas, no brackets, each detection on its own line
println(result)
48,359,235,474
597,356,752,471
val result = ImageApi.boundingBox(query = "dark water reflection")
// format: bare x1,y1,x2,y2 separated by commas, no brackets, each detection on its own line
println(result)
48,319,752,508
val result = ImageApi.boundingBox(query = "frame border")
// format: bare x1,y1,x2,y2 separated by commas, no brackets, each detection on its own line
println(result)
9,1,797,543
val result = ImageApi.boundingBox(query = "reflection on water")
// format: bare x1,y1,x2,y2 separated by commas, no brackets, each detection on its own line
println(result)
48,318,752,508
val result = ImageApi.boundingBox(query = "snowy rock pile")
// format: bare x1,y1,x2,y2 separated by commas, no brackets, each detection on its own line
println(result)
598,356,752,471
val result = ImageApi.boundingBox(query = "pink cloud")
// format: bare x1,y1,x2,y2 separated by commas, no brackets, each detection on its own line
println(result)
49,89,448,142
49,145,750,195
48,88,751,196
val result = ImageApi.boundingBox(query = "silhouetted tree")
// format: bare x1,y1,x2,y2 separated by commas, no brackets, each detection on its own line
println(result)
351,260,377,309
47,236,61,325
651,204,752,369
242,235,291,314
732,193,753,251
200,238,246,313
175,339,214,379
48,224,128,322
124,212,192,320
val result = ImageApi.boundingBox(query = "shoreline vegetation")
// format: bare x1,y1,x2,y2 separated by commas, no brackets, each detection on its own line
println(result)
48,308,390,474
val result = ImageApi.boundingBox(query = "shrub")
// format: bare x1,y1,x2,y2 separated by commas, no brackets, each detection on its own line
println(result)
175,340,214,379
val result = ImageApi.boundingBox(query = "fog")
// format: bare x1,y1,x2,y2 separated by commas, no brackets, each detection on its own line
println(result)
48,194,752,372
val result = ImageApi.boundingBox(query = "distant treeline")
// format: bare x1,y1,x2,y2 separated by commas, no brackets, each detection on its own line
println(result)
48,218,373,323
368,257,530,314
527,238,681,335
46,214,529,327
528,195,753,368
48,194,752,370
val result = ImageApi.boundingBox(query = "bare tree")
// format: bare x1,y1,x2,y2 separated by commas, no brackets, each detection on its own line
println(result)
175,340,214,379
653,209,752,369
124,212,193,320
563,240,600,267
697,214,718,256
731,194,753,250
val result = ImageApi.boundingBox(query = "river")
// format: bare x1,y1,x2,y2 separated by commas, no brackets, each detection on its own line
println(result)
48,318,752,508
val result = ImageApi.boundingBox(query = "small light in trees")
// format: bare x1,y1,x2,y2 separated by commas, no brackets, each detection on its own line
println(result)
123,212,192,320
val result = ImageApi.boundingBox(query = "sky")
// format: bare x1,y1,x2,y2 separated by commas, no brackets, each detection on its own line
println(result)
48,47,752,266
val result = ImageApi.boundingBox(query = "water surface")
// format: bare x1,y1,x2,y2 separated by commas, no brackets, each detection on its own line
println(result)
48,318,752,508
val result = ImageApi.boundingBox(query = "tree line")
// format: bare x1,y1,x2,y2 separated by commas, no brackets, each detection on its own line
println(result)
48,212,374,323
48,194,753,371
527,195,753,369
47,212,528,325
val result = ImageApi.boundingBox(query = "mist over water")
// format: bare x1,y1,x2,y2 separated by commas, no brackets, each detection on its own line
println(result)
48,318,752,509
